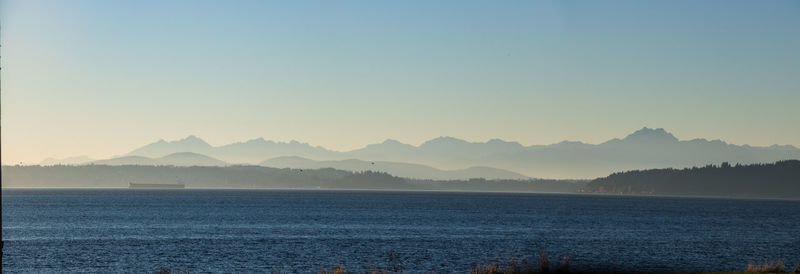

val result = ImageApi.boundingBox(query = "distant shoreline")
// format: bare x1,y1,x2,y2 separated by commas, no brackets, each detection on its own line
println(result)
3,160,798,199
582,160,800,199
4,187,800,201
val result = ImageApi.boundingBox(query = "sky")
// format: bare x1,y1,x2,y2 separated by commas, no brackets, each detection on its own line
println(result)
1,0,799,164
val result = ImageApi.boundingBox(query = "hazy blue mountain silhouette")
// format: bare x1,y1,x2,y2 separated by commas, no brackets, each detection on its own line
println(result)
260,156,529,180
91,156,162,166
127,135,214,157
92,152,227,166
602,127,679,145
40,156,95,166
344,139,417,160
127,137,338,164
346,137,532,170
489,128,800,178
117,127,800,178
214,138,338,164
158,152,228,166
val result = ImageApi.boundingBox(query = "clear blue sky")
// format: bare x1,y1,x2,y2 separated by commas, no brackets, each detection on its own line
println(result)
2,0,799,163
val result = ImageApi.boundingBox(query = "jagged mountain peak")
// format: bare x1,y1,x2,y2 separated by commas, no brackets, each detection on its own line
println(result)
127,135,213,157
231,137,276,145
109,128,800,178
382,139,403,145
421,136,470,147
621,127,679,143
162,152,209,157
487,138,521,145
769,144,798,150
247,137,267,143
350,138,415,154
165,135,212,146
552,140,587,146
371,139,414,148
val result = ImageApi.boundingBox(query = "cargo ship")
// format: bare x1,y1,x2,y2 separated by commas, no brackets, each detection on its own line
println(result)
128,182,185,189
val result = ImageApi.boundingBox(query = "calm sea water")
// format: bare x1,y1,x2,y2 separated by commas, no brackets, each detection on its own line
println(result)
2,189,799,273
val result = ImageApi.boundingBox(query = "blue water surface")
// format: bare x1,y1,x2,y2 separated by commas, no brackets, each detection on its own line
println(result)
3,189,799,272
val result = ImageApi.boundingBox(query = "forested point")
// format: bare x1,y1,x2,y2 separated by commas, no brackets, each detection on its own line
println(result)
582,160,800,198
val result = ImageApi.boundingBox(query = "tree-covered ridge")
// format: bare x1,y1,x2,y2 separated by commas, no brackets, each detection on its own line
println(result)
582,160,800,198
0,165,584,193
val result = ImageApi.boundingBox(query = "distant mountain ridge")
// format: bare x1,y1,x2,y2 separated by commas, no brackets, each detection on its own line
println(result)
260,156,529,180
128,136,338,164
601,127,679,145
44,127,800,179
40,156,95,166
91,152,227,167
127,135,215,156
48,153,527,180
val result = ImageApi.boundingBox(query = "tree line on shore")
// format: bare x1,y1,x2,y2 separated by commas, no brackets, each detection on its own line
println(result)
4,160,798,198
582,160,800,198
0,165,585,192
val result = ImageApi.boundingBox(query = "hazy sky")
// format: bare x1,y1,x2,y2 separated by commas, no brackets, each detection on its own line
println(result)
2,0,799,164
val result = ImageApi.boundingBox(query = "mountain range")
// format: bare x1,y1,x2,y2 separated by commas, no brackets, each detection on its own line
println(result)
90,152,227,167
40,127,800,179
260,156,529,180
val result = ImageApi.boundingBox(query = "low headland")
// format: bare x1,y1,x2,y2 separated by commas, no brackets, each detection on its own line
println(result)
3,160,799,199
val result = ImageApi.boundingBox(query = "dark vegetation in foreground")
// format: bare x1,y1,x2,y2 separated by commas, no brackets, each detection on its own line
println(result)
582,160,800,199
153,257,800,274
744,260,800,273
1,165,585,192
320,259,800,274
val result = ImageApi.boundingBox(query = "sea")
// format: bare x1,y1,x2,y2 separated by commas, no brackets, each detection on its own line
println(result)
2,189,799,273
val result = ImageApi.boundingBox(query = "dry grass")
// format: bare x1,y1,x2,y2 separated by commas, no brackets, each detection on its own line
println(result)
154,268,189,274
319,265,347,274
469,260,531,274
469,252,571,274
161,254,800,273
745,261,785,273
559,256,571,273
319,265,394,274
